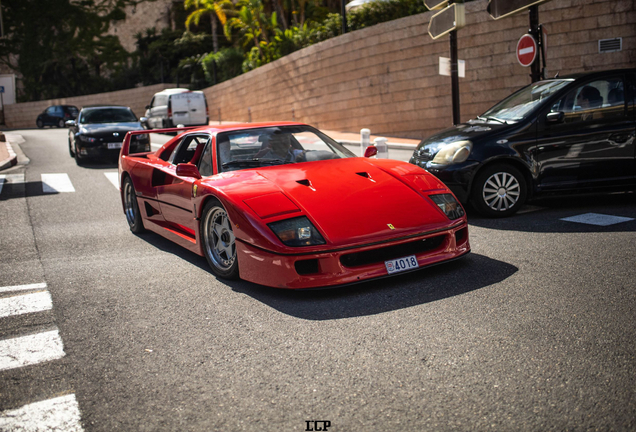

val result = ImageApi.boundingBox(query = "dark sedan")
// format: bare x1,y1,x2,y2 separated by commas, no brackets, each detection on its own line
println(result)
36,105,78,128
67,106,150,165
410,68,636,217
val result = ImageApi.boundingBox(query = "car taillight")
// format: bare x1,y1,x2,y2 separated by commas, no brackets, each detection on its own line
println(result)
167,101,172,119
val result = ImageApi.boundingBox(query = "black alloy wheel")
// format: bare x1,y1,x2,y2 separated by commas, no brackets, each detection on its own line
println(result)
123,177,145,233
471,163,527,217
200,199,239,279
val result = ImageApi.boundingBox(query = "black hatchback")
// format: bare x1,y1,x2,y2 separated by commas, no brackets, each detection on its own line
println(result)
36,105,79,128
410,68,636,217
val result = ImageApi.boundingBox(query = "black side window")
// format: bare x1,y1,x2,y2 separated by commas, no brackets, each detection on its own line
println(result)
550,77,625,124
198,139,214,176
170,135,208,165
45,107,55,115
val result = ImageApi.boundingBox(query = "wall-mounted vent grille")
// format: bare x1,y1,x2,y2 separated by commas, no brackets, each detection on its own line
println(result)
599,38,622,53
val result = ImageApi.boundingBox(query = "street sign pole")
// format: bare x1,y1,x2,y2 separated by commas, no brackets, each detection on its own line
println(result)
450,26,460,125
528,5,541,82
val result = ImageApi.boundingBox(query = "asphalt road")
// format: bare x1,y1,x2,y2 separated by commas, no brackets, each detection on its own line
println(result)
1,128,635,431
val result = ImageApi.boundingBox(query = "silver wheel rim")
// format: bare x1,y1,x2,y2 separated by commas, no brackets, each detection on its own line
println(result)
123,180,136,227
203,206,236,271
482,171,521,212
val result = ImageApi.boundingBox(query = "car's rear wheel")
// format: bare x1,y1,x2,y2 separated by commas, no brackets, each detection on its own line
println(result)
201,199,239,279
471,163,527,217
36,119,43,129
123,176,145,233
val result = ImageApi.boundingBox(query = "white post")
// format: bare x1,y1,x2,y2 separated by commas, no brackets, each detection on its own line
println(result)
374,137,388,158
360,128,371,156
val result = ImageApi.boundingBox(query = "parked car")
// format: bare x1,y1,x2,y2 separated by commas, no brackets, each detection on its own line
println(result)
67,105,150,165
36,105,79,128
410,68,636,217
143,88,209,129
118,122,470,289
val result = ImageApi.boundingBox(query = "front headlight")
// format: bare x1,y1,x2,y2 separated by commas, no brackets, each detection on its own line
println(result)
430,140,472,165
268,216,326,247
79,135,96,143
429,194,465,220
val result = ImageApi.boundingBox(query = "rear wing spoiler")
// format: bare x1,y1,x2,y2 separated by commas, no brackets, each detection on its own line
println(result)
121,126,202,157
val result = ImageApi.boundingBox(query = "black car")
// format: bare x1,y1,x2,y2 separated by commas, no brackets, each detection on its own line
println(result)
410,68,636,217
36,105,79,128
67,106,150,165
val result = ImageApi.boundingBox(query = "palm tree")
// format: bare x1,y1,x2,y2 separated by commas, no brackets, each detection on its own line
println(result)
224,0,272,60
184,0,233,53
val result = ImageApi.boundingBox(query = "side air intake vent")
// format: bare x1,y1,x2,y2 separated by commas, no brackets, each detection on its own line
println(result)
599,38,622,53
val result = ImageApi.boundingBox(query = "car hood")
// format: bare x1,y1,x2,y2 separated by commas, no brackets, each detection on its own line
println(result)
79,122,143,134
214,158,456,247
417,121,511,147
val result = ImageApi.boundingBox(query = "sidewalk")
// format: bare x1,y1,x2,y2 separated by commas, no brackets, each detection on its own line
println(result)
0,132,18,171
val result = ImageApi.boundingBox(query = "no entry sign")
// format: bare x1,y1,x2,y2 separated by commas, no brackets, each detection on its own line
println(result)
516,34,537,67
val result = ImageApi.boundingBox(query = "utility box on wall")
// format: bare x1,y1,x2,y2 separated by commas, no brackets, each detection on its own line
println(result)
0,74,17,108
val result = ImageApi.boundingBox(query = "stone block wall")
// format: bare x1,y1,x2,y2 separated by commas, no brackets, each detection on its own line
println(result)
203,0,635,139
4,83,177,129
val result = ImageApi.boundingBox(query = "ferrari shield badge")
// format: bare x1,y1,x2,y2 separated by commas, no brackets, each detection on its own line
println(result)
387,224,395,230
193,184,198,198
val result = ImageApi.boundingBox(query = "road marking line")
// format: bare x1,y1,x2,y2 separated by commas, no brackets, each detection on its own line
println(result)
0,291,53,319
561,213,635,226
0,394,84,432
41,173,75,193
0,329,65,371
0,282,47,293
104,172,119,189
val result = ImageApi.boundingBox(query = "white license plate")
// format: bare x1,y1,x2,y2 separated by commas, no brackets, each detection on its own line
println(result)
107,142,122,149
385,255,419,274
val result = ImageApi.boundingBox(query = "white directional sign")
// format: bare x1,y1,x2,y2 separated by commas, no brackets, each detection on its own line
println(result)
487,0,552,20
428,3,466,40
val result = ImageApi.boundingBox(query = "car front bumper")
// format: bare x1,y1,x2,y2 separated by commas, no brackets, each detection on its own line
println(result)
236,222,470,289
410,158,480,204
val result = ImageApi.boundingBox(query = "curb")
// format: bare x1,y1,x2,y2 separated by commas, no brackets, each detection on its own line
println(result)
0,133,18,171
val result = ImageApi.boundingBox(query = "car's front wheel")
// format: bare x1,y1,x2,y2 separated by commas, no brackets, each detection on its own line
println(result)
201,199,239,279
123,176,145,233
36,119,44,129
471,163,527,217
57,119,65,128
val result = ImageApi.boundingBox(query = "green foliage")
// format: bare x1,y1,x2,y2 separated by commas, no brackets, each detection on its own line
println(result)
347,0,427,31
202,48,245,83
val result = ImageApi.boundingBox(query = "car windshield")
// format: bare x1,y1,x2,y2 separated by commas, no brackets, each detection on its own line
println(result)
217,126,356,172
80,108,137,124
479,79,573,123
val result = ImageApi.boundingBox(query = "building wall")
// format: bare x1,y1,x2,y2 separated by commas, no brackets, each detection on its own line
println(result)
203,0,635,139
4,83,177,129
107,0,175,53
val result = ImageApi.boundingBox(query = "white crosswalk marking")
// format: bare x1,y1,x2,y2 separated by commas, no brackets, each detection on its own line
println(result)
0,394,84,432
0,291,53,319
0,282,48,293
0,329,66,371
41,173,75,193
561,213,634,226
104,172,119,189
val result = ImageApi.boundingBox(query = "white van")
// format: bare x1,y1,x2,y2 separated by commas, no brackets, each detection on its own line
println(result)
143,88,209,129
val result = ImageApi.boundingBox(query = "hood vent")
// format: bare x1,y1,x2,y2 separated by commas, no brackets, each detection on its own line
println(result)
356,172,376,182
296,178,316,191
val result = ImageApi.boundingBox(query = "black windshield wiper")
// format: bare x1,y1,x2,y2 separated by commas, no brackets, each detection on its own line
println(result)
221,158,289,169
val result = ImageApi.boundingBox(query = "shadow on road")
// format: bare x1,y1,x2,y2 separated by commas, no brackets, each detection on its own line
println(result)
467,192,636,234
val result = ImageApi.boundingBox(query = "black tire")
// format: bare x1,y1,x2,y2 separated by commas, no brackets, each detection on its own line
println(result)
68,137,75,157
36,119,44,129
122,176,145,233
200,199,239,280
73,142,84,166
471,163,527,217
57,119,65,128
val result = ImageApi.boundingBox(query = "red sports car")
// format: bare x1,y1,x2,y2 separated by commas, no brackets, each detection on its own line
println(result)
118,122,470,289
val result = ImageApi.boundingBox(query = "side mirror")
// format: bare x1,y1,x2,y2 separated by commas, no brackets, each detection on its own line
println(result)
176,163,202,179
139,117,148,126
364,146,378,158
65,120,76,127
546,111,564,124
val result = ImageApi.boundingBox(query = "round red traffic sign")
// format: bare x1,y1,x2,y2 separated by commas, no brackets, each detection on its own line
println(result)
516,34,537,67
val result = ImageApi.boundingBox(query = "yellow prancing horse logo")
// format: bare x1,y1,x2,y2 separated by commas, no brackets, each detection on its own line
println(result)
387,224,395,230
193,184,198,197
